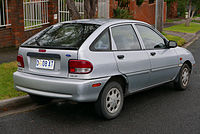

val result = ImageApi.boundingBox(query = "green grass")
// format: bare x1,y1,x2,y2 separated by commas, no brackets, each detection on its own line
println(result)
164,22,200,33
166,19,174,23
166,18,182,23
163,33,186,47
0,62,26,100
192,20,200,23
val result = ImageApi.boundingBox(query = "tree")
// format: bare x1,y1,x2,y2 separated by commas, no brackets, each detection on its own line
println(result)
66,0,98,20
185,0,200,26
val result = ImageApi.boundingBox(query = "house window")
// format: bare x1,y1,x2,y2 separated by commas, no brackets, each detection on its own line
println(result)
23,0,49,31
0,0,10,27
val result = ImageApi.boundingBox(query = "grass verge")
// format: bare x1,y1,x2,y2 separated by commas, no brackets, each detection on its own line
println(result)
192,20,200,23
166,18,182,23
0,61,26,100
164,22,200,33
163,33,186,47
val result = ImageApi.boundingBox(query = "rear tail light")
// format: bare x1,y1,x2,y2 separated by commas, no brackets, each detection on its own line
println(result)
69,60,93,74
17,55,24,68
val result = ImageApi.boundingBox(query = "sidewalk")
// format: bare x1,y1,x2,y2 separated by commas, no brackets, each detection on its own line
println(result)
0,47,18,64
164,30,197,43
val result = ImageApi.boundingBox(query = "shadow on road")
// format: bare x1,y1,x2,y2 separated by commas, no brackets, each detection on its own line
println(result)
32,83,179,122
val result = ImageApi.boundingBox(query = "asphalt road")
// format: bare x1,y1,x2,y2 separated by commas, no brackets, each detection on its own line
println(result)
1,39,200,134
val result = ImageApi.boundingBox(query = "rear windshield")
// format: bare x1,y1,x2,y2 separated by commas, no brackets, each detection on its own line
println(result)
21,23,100,50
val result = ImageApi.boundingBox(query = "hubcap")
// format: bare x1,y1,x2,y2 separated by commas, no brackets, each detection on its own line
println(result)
182,67,190,87
106,88,121,114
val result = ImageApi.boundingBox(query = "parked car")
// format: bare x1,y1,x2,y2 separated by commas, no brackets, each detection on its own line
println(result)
13,19,195,119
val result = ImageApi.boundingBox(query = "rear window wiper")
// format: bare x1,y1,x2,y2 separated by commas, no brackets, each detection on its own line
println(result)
35,40,41,46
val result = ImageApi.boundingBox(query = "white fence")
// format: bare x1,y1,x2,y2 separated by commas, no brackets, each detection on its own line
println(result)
23,0,49,30
58,0,84,22
0,0,10,27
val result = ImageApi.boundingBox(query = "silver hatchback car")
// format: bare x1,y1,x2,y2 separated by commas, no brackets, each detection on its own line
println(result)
14,19,195,119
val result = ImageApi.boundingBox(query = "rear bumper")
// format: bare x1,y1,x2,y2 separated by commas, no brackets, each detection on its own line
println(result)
13,71,110,102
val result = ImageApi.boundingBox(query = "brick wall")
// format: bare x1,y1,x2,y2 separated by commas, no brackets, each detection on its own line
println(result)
0,0,58,48
0,28,14,48
110,0,167,25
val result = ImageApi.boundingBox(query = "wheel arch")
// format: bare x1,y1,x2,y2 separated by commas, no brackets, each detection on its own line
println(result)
100,75,129,98
184,60,192,72
175,60,193,83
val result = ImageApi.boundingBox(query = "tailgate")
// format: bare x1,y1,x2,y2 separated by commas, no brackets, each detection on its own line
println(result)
18,47,78,78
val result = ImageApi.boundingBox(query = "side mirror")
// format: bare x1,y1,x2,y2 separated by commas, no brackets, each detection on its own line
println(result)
168,41,177,48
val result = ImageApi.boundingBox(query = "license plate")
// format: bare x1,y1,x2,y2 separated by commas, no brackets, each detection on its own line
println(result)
36,59,55,70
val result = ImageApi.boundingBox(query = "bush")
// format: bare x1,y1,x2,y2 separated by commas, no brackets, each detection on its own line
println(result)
113,7,133,19
136,0,144,6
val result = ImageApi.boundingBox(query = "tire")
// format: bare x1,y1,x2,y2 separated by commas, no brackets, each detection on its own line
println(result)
95,81,124,119
29,94,52,104
174,64,191,91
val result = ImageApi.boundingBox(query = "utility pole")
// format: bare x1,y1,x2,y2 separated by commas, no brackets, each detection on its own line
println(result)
155,0,164,32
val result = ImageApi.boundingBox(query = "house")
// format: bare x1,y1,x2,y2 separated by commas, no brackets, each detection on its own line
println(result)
0,0,166,48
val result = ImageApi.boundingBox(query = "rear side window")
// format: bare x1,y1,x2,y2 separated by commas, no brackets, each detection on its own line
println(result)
111,24,141,51
90,29,111,51
22,23,99,49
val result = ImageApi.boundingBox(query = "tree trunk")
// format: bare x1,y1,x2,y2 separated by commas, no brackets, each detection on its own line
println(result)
65,0,98,20
66,0,81,20
185,0,192,27
185,18,191,27
84,0,98,19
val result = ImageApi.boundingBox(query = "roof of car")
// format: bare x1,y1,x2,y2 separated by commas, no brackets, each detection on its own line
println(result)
61,19,149,26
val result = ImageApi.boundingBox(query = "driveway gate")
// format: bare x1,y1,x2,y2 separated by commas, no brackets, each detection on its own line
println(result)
58,0,110,22
58,0,84,22
98,0,109,18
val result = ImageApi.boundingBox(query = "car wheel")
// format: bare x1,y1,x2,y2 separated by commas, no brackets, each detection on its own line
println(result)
95,81,124,119
174,64,191,90
29,94,52,104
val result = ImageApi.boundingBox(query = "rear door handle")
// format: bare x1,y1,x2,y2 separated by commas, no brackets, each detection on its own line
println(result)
117,55,124,59
150,52,156,56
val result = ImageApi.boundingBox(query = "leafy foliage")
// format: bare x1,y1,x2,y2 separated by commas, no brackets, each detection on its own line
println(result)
113,7,133,19
149,0,155,4
116,0,130,7
113,0,133,19
136,0,144,6
190,0,200,11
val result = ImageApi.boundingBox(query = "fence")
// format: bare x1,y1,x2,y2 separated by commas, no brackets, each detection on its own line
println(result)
0,0,10,27
23,0,49,30
58,0,84,22
98,0,110,18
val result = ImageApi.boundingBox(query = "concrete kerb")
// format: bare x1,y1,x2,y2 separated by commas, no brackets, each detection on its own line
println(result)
164,30,200,48
0,95,33,112
183,31,200,48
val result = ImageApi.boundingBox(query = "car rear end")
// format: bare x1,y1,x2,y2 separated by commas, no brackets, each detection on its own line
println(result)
13,22,109,102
